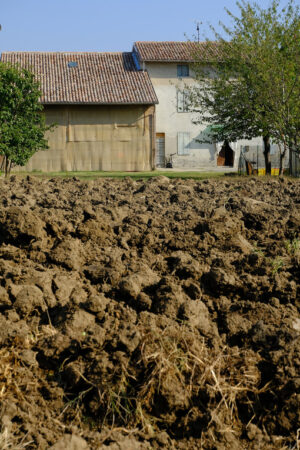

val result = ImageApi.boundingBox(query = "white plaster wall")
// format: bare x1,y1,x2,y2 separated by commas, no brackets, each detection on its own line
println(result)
146,62,263,169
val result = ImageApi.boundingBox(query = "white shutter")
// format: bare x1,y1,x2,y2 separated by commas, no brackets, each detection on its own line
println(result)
177,90,184,112
183,132,190,154
183,90,189,112
178,132,184,154
178,132,190,155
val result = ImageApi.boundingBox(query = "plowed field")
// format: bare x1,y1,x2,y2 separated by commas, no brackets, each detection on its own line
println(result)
0,175,299,449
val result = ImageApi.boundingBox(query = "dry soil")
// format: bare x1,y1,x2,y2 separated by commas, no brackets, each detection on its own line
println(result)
0,175,299,450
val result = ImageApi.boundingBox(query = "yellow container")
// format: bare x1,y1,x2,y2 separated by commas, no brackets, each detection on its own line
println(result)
258,168,265,176
271,168,280,176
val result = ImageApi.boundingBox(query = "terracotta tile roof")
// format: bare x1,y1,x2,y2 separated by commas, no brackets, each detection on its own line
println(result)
134,41,220,62
1,52,158,105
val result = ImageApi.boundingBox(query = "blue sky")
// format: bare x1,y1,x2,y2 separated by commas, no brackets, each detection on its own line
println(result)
1,0,286,53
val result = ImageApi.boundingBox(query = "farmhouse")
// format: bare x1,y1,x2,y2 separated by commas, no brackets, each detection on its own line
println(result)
1,51,158,172
133,41,265,170
1,43,287,172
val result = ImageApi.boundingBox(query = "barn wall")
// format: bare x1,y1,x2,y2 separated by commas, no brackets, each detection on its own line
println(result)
18,104,155,172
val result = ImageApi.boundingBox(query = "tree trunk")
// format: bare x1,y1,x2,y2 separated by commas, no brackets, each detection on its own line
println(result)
3,156,12,177
5,157,9,178
279,143,286,176
0,156,5,172
263,135,271,175
279,148,286,175
279,157,284,175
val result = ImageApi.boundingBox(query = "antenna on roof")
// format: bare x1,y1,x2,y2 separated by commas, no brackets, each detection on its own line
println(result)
196,22,200,43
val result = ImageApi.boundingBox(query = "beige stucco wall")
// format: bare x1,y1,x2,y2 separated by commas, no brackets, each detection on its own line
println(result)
18,104,155,172
146,62,262,169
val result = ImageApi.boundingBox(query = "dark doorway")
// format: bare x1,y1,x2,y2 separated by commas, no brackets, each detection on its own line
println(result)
217,140,235,167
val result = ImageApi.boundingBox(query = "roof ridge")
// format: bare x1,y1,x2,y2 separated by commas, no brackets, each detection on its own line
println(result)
1,51,130,55
134,41,220,62
134,41,217,44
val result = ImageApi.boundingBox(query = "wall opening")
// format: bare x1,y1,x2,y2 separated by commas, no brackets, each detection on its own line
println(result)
217,140,235,167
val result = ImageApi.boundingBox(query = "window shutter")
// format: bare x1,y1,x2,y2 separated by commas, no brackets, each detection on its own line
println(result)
183,132,190,154
178,132,184,154
177,90,190,112
177,90,184,112
178,132,190,155
183,89,189,112
182,65,189,77
177,65,189,77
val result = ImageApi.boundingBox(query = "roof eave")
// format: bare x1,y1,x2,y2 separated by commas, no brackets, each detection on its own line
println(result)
140,59,218,63
41,100,159,106
141,59,195,63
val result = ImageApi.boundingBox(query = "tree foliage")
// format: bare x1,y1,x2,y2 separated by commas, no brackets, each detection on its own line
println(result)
0,63,52,176
189,0,300,174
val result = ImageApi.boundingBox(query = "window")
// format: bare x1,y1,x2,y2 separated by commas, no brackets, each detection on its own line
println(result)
178,132,190,155
177,64,189,77
177,90,190,112
132,51,141,71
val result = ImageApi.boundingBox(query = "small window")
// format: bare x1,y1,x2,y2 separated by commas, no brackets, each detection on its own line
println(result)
177,64,189,77
177,90,190,113
68,61,78,68
132,52,141,71
178,132,190,155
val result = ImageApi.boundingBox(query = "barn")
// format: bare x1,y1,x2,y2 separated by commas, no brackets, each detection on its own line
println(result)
1,52,158,172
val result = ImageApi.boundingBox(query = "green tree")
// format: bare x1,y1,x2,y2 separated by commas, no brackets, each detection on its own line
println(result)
189,0,300,174
0,63,52,176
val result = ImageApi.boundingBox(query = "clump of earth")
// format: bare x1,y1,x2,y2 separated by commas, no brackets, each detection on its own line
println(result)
0,175,299,449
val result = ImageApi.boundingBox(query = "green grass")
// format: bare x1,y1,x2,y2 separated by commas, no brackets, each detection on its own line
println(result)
14,170,230,180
